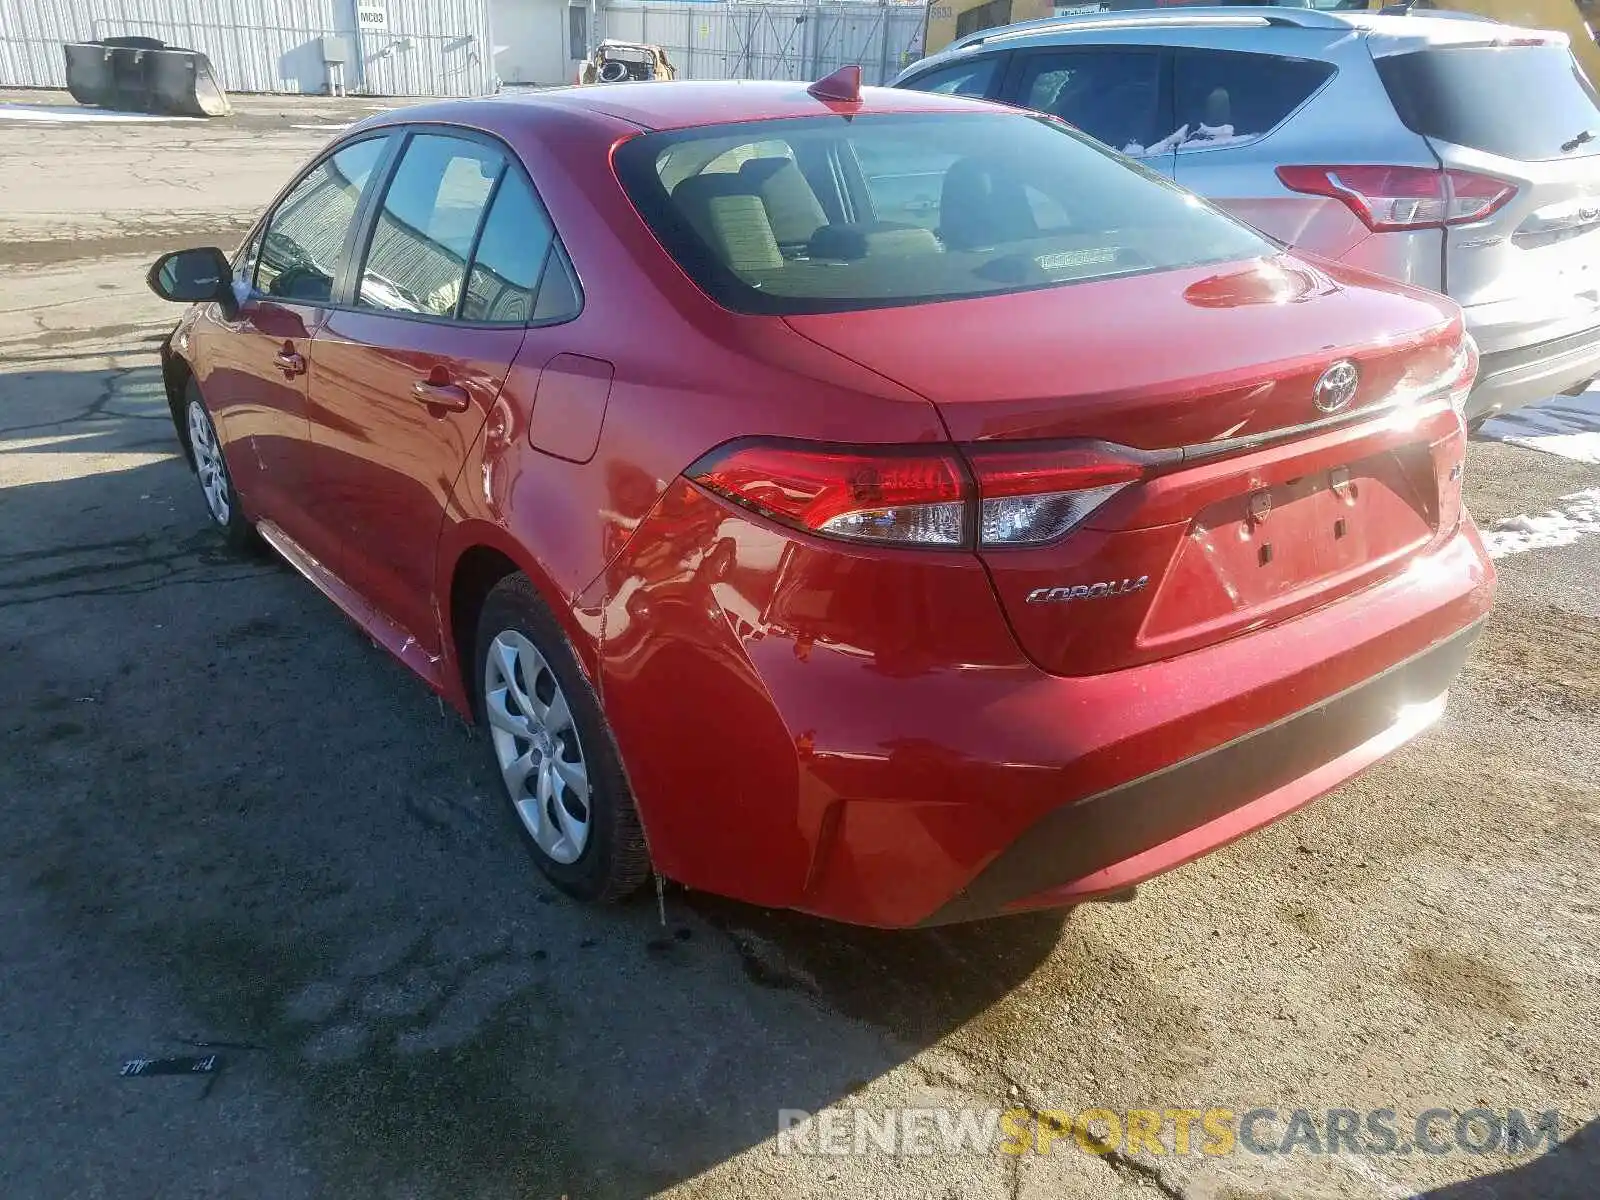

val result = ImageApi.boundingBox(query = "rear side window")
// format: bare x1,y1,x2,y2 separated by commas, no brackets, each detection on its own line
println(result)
1014,50,1165,158
901,56,1001,98
461,173,554,324
358,133,502,318
613,112,1269,315
1376,45,1600,161
1172,49,1334,151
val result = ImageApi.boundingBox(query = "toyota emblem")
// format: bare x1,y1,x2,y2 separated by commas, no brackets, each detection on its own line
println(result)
1313,360,1360,414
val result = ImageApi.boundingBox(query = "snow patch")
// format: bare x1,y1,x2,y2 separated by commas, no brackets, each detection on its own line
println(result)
0,103,200,124
1478,389,1600,465
1481,488,1600,559
289,122,351,131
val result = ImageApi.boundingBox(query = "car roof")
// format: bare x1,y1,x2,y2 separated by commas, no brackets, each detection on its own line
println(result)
927,6,1558,58
360,81,1004,138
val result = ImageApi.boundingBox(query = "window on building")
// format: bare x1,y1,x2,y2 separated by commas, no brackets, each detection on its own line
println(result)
569,6,588,63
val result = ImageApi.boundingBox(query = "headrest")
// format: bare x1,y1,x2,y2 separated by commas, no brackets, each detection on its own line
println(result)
739,156,828,245
938,158,1035,252
1203,87,1231,129
672,174,782,272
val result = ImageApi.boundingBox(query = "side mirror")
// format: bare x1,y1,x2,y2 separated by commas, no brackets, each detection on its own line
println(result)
147,247,234,310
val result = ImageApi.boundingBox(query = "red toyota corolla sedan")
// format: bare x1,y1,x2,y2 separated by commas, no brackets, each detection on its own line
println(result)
147,73,1494,927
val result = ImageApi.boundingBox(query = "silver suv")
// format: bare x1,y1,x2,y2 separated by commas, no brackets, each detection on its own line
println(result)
895,9,1600,424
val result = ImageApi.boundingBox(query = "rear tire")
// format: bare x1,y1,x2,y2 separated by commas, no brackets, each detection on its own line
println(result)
184,380,257,553
473,574,650,903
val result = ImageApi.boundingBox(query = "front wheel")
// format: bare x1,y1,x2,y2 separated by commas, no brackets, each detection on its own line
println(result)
474,574,650,903
184,381,256,551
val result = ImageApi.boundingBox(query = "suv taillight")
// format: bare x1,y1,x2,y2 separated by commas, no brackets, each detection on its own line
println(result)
689,439,1153,549
1276,165,1517,231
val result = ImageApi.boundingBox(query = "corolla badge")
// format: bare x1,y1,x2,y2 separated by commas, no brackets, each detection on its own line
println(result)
1026,576,1149,605
1313,360,1360,415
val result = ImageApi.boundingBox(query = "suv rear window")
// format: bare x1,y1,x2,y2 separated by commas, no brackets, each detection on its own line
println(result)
1376,45,1600,161
613,112,1269,315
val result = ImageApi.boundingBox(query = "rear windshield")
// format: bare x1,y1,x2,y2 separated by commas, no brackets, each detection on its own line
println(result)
613,112,1270,315
1376,45,1600,161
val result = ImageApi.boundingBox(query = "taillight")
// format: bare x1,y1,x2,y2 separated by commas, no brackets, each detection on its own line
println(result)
1433,333,1481,415
1275,165,1517,231
688,439,1154,549
1388,333,1480,418
689,440,969,546
1441,333,1480,414
965,443,1147,546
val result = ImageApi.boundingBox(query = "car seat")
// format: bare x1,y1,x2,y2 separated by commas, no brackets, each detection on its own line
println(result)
672,173,784,273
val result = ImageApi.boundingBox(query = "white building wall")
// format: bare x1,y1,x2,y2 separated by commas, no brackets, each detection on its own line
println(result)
0,0,496,96
489,0,574,86
487,0,930,89
598,1,928,86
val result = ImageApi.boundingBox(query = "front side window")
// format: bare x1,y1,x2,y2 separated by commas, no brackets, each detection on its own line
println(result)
1015,50,1164,158
233,227,263,291
1172,49,1334,153
614,112,1269,315
255,136,388,303
357,133,503,318
901,56,1002,99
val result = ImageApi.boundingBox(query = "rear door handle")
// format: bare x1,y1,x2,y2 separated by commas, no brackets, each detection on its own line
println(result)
273,349,306,377
411,380,471,413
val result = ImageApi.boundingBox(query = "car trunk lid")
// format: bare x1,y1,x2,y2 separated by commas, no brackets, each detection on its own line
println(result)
784,255,1471,675
783,255,1458,446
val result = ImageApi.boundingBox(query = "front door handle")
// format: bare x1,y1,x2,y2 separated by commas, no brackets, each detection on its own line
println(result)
273,348,306,377
411,379,471,414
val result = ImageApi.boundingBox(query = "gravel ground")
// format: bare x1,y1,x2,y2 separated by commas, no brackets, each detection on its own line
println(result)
0,92,1595,1200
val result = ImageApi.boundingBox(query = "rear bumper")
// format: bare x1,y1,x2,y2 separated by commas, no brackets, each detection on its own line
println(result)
920,620,1477,924
786,527,1494,927
1462,318,1600,422
598,482,1495,928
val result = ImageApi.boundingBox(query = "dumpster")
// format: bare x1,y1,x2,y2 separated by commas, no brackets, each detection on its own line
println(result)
63,36,231,118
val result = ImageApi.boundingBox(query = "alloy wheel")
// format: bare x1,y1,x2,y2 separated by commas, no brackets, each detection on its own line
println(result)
483,630,592,864
186,397,231,525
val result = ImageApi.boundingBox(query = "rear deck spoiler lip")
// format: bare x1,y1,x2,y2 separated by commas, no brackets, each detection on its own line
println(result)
1175,399,1429,464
